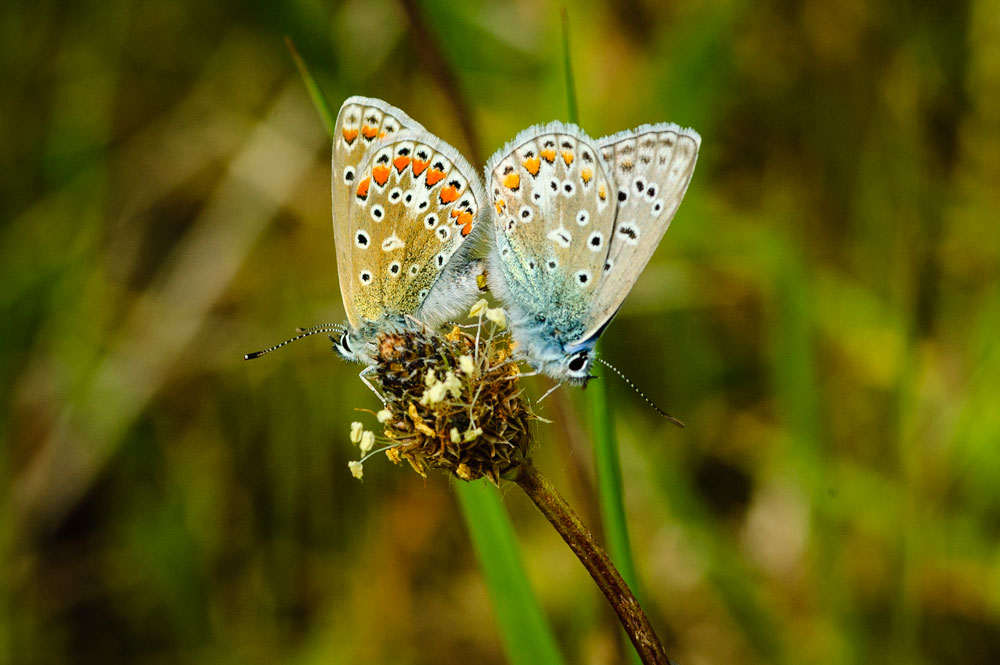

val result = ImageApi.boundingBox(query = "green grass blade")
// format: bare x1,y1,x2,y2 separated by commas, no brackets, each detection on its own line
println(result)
586,374,641,591
563,8,643,661
456,480,565,665
285,36,336,137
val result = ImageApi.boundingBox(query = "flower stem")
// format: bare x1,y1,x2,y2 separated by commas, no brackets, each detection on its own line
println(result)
507,462,673,665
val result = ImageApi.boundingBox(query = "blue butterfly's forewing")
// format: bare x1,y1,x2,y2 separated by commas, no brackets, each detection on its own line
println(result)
485,123,617,381
486,121,700,383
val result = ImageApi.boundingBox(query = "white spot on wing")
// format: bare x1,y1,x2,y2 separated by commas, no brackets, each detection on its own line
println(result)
547,227,572,248
382,234,405,251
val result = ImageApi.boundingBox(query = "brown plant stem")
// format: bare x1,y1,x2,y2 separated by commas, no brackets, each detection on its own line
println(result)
507,462,673,665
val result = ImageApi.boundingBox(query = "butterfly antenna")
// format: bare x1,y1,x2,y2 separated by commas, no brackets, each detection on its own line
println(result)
595,357,685,428
244,325,345,360
295,322,346,334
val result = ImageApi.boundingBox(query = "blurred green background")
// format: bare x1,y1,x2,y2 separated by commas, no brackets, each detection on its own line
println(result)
3,0,999,663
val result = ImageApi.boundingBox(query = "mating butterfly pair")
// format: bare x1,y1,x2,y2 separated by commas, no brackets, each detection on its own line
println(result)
328,96,700,387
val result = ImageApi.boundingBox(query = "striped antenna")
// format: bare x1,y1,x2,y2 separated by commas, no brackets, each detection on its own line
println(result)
595,357,685,428
244,324,346,360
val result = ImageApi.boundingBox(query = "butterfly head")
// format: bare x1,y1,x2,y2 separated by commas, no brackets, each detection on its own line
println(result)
515,327,596,386
560,348,595,386
332,327,376,365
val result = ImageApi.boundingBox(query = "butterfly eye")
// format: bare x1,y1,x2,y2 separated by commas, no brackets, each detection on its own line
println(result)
340,332,352,353
567,353,588,374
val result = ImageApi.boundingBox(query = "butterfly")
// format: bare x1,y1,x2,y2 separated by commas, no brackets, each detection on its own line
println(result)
246,97,485,368
319,96,488,368
484,121,700,386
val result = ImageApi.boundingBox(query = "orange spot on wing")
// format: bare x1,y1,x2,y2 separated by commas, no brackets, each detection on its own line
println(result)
356,177,371,199
581,168,593,184
372,164,390,186
561,150,574,165
439,185,459,204
458,211,474,236
598,184,606,200
495,199,506,214
523,157,540,176
426,169,446,186
503,172,520,190
540,149,556,163
412,159,429,176
342,128,359,144
450,208,461,218
361,125,378,140
379,130,386,138
393,155,411,172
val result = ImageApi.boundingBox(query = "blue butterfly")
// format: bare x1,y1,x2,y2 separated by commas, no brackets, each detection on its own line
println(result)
484,121,700,385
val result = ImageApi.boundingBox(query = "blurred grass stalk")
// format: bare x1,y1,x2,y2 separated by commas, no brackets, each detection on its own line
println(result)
285,38,564,664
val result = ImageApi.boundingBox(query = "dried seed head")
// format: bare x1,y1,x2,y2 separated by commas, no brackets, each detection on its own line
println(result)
367,317,534,484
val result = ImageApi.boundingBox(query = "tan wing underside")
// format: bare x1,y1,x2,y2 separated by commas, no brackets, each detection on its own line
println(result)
343,133,481,324
332,98,424,328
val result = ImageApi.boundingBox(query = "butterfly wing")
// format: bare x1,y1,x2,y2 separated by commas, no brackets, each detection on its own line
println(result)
342,129,485,329
332,97,426,328
567,123,701,346
486,122,617,346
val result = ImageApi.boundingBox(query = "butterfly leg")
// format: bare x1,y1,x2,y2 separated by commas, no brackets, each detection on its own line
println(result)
535,382,562,405
358,365,388,405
